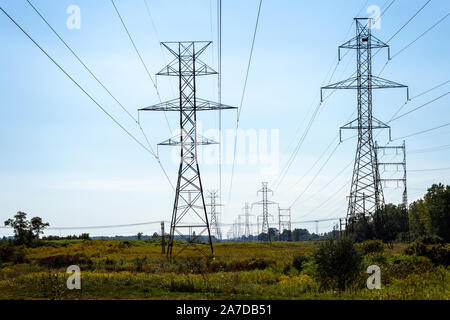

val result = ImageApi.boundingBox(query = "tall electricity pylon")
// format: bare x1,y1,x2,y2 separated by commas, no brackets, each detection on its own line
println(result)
278,207,292,239
252,182,278,241
321,18,408,235
139,41,235,258
206,190,223,241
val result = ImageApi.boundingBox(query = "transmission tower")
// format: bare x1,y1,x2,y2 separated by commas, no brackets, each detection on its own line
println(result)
278,207,292,239
240,203,253,240
206,190,223,241
252,182,278,241
139,41,235,258
321,18,408,235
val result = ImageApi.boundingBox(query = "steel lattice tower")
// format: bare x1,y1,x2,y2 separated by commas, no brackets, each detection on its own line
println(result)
278,208,292,239
206,190,223,241
241,203,253,239
321,19,408,235
252,182,277,241
139,42,235,258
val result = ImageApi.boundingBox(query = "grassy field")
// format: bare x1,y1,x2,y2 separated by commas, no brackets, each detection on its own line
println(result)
0,239,448,300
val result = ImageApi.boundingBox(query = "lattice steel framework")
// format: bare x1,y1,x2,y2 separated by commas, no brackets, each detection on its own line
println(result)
278,208,292,234
375,141,408,210
206,190,223,241
241,203,253,239
139,42,235,258
321,19,408,235
252,182,277,241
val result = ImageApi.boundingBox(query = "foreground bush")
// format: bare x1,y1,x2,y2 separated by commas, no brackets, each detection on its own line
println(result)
313,238,363,290
292,254,309,272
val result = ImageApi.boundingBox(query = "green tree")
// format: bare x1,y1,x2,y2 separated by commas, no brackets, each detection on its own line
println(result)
408,199,429,238
30,217,49,240
4,212,49,245
4,212,32,245
424,183,450,242
137,232,143,240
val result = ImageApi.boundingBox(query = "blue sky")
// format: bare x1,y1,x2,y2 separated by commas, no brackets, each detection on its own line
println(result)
0,0,449,237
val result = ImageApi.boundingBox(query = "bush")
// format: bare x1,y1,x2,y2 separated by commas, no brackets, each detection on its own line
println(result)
0,244,26,263
363,252,388,267
313,238,363,290
36,254,92,268
292,255,309,272
209,258,275,273
415,235,444,245
358,240,384,255
405,242,450,266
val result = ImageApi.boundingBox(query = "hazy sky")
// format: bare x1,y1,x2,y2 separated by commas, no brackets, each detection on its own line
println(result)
0,0,449,237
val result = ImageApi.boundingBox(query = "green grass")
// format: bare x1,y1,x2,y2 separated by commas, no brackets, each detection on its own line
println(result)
0,240,448,300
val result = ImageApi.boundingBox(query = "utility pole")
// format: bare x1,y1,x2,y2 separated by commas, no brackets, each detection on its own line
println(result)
206,190,223,241
139,42,236,258
321,18,408,236
161,221,165,254
278,207,292,240
252,182,278,242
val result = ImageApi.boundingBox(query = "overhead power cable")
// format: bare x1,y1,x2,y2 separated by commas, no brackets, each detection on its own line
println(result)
25,0,154,152
393,122,450,141
0,6,175,190
110,0,172,133
226,0,263,210
385,0,432,44
388,92,449,123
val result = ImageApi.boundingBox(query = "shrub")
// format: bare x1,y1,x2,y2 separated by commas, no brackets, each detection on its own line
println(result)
209,258,275,273
415,235,444,245
313,238,363,290
405,242,450,266
36,254,92,268
358,240,384,255
363,252,388,267
0,244,26,263
292,254,309,272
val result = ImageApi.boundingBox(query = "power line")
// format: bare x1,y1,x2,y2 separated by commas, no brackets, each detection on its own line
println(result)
386,0,432,43
273,0,383,191
391,12,449,60
388,92,449,123
409,144,450,154
0,6,175,191
110,0,172,133
289,142,341,208
393,122,450,141
25,0,155,154
409,167,450,172
378,12,449,74
226,0,263,211
218,0,223,218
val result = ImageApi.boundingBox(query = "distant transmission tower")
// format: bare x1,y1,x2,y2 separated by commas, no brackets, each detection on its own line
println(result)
206,190,223,241
139,41,235,258
278,208,292,240
252,182,278,241
321,18,408,235
240,203,253,240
